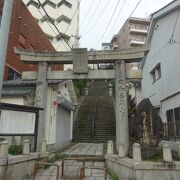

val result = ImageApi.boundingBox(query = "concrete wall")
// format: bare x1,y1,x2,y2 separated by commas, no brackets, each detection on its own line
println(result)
0,153,48,180
106,155,180,180
46,84,72,147
0,96,24,105
136,86,142,105
128,85,142,105
55,107,71,149
142,7,180,122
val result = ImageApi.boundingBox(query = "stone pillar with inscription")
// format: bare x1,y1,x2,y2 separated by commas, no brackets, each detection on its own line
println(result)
35,61,48,151
115,60,129,155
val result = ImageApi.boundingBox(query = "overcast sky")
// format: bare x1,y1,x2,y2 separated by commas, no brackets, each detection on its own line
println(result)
79,0,173,50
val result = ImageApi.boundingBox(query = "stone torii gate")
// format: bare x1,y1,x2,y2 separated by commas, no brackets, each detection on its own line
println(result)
15,45,149,154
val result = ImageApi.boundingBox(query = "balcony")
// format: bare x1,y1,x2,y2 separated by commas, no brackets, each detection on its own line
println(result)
129,28,148,35
130,40,145,46
111,43,118,50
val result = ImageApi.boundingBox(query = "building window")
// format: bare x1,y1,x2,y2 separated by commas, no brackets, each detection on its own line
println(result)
166,109,174,122
7,68,21,80
174,107,180,121
150,63,161,83
18,33,26,49
167,107,180,122
42,1,56,8
27,0,40,8
56,36,69,42
30,44,36,50
57,0,72,8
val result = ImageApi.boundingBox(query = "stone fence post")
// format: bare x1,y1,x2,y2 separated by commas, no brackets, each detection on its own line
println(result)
118,144,125,158
107,140,113,155
163,144,172,162
0,141,8,159
41,139,47,154
133,143,141,162
108,83,113,96
176,141,180,158
85,82,90,96
22,140,30,155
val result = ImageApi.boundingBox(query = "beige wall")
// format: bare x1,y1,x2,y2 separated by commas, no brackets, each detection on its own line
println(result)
1,96,24,105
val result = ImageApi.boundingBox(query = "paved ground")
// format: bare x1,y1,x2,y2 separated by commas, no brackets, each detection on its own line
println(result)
62,143,104,156
33,143,111,180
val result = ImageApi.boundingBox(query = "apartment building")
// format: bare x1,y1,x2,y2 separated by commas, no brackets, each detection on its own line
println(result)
23,0,80,52
111,17,150,50
0,0,59,80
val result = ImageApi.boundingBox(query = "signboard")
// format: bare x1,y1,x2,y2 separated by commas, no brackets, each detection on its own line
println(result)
0,109,36,135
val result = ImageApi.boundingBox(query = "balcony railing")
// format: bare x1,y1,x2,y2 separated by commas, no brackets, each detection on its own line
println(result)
129,28,148,35
130,40,145,45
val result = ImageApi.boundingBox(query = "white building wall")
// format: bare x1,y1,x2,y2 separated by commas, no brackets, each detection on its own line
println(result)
55,107,71,149
136,87,142,105
23,0,80,53
46,83,73,146
142,8,180,122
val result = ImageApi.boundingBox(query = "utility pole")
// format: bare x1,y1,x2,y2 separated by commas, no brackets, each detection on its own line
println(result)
72,35,81,48
0,0,13,99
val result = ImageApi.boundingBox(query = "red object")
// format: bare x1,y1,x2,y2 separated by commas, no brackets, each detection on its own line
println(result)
53,101,58,106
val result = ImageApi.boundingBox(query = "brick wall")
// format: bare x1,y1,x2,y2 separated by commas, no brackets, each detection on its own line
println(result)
0,0,63,80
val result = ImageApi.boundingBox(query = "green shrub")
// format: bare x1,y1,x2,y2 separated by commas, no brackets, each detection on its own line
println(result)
8,144,22,155
73,80,86,95
112,175,119,180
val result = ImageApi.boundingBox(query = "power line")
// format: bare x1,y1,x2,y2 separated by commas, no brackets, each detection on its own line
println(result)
80,0,96,27
128,0,142,18
57,0,82,50
108,0,131,39
96,0,143,48
81,0,111,36
37,0,72,49
95,0,122,48
104,0,126,42
36,7,69,51
80,0,102,32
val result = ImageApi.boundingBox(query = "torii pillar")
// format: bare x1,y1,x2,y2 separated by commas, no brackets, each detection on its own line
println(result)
115,60,129,154
36,62,48,150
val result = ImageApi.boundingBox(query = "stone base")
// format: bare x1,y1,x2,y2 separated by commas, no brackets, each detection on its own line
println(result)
128,145,162,160
106,155,180,180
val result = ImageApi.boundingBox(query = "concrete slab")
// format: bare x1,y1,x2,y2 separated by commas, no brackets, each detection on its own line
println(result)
33,143,112,180
62,143,104,157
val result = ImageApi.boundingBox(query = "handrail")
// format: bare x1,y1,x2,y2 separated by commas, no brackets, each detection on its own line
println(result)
80,166,107,180
32,162,61,180
91,82,99,137
61,157,85,177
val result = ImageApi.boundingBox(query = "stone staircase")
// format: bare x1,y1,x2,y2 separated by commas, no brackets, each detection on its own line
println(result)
73,81,116,143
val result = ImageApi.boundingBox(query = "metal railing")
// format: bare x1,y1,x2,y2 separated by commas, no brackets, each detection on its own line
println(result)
61,157,85,177
92,96,98,137
80,166,107,180
32,162,61,180
163,121,180,140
